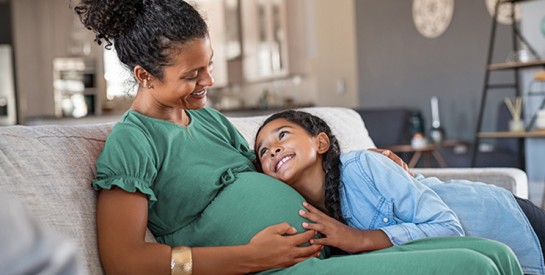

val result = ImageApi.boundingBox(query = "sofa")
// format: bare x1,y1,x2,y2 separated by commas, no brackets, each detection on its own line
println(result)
0,107,529,274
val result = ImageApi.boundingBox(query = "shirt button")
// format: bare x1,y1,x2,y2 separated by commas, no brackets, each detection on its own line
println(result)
383,217,389,223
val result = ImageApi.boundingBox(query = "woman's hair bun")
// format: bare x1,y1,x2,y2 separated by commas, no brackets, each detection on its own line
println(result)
74,0,143,47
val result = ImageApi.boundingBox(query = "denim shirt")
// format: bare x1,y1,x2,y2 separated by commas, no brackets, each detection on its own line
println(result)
340,150,544,275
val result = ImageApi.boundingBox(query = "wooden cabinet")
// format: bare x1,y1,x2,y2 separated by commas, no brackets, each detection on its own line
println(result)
240,0,290,81
196,0,229,88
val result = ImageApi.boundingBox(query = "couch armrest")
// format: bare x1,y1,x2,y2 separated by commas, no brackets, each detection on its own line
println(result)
412,168,528,199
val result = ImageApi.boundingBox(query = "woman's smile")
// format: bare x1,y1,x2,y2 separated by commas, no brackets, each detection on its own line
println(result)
191,89,207,99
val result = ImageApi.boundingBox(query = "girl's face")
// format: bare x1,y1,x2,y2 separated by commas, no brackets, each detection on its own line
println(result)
148,36,215,111
255,118,328,186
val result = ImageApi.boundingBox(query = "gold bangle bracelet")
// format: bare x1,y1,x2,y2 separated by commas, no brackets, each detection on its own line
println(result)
171,246,192,275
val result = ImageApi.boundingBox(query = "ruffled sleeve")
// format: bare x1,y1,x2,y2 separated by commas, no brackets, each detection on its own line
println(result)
92,122,158,202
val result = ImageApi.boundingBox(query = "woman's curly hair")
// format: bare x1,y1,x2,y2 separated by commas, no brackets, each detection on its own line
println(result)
74,0,208,80
255,110,345,224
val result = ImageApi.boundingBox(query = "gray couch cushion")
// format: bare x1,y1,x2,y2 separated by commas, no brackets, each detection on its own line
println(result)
0,123,114,274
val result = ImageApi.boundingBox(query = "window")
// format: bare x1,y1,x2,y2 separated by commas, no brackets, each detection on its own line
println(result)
103,47,137,100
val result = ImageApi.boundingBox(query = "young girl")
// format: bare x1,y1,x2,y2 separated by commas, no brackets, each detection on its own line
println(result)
255,109,545,275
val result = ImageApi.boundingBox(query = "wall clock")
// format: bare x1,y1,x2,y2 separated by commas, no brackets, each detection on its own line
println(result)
485,0,521,25
412,0,455,39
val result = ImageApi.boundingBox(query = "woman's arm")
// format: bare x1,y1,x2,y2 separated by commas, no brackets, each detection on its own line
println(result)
367,148,414,176
96,188,321,275
96,188,171,275
193,223,321,274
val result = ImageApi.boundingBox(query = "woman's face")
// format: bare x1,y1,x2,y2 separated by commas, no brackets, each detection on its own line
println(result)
255,118,323,186
149,36,215,110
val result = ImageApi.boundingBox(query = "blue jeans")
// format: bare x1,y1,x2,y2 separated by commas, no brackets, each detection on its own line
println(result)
515,195,545,256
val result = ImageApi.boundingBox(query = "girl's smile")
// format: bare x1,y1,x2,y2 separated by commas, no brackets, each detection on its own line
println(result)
275,154,294,172
255,115,332,211
255,118,327,189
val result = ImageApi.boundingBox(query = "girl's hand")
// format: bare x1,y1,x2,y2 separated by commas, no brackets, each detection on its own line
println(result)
247,222,322,269
299,202,392,253
368,148,414,177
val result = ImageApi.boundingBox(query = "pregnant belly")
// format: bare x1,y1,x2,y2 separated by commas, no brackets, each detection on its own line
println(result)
165,172,312,248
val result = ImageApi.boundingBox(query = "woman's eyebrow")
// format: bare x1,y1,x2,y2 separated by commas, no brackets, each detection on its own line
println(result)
182,51,215,75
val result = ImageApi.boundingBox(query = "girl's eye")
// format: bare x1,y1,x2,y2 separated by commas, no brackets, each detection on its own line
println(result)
279,130,288,139
259,148,268,157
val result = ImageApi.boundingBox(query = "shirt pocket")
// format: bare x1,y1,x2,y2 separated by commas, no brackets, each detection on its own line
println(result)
368,197,395,230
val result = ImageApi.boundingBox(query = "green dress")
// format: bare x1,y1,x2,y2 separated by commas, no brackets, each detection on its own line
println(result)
93,108,522,274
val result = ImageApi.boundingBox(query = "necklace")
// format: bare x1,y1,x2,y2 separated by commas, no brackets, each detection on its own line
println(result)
181,110,190,127
181,110,193,139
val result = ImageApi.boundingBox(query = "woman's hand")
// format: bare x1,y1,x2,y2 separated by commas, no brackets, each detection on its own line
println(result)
368,148,414,176
246,222,322,270
299,202,393,253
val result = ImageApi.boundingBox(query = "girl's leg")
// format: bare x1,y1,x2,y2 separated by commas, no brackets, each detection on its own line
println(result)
261,237,522,275
515,195,545,255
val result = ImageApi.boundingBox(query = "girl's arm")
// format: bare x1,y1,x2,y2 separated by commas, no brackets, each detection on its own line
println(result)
97,188,321,275
300,202,393,253
295,150,458,253
349,151,464,245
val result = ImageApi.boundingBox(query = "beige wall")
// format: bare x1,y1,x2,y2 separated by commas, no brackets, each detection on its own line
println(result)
312,0,358,107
